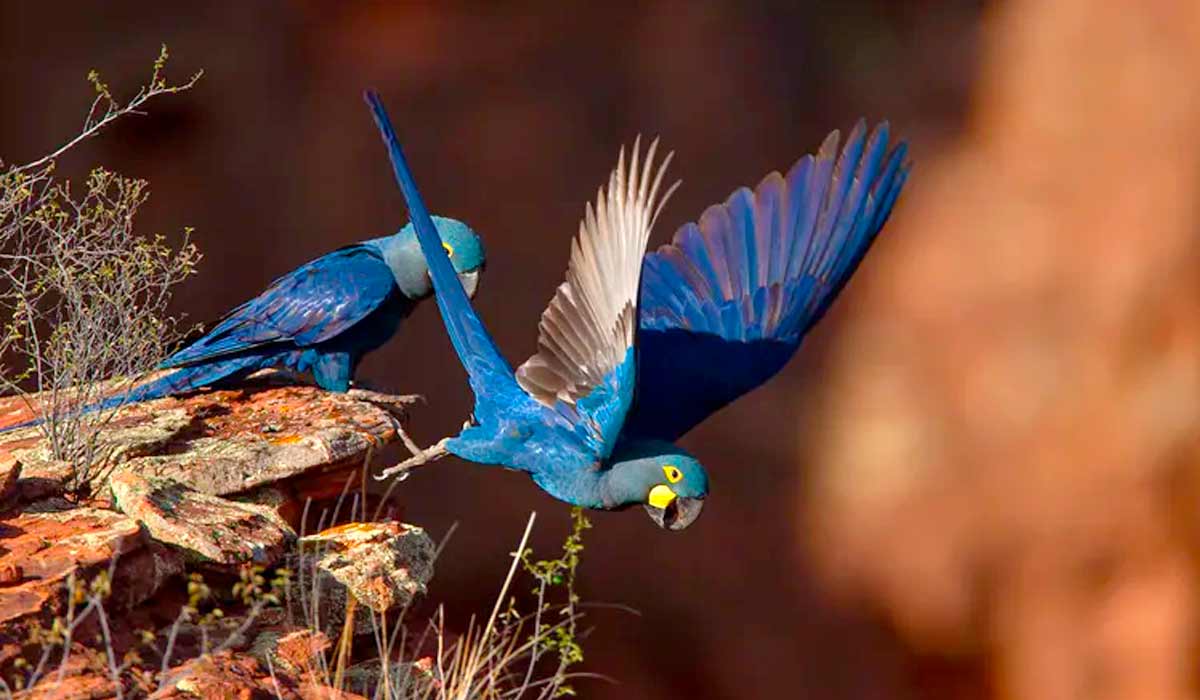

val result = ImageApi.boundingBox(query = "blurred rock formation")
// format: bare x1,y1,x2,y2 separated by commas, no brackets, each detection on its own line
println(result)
807,1,1200,698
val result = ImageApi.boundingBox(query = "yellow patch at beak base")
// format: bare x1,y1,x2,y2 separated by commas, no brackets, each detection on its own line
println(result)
648,484,676,509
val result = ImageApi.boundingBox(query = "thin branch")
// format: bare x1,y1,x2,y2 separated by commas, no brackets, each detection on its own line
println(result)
15,47,202,173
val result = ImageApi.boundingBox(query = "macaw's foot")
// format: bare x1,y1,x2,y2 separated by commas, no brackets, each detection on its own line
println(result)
376,436,449,481
347,388,423,420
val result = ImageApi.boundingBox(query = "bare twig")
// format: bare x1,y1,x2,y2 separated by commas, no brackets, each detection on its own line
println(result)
15,45,202,174
92,597,125,700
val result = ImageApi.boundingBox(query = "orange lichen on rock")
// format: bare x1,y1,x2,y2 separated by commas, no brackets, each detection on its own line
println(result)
0,372,405,497
296,521,434,635
110,471,296,566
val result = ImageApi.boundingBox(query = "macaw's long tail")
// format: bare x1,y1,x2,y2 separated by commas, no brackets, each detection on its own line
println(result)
0,354,270,433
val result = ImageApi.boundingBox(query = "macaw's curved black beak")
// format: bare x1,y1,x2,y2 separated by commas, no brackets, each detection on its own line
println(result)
643,496,704,531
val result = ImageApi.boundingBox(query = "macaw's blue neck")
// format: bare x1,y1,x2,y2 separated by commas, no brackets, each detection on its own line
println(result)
529,465,610,510
528,439,672,510
525,457,636,511
371,230,432,299
596,463,648,510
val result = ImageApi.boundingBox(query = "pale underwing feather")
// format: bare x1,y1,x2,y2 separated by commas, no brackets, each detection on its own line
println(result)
516,137,679,406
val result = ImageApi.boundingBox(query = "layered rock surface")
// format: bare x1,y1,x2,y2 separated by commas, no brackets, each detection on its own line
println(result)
0,373,403,497
0,374,431,696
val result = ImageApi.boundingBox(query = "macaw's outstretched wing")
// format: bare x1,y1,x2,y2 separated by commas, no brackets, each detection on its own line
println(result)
623,121,910,443
513,138,679,456
162,246,396,368
365,91,515,395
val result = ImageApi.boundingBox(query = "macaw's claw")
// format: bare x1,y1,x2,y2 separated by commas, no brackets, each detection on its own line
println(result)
347,388,423,419
377,436,450,481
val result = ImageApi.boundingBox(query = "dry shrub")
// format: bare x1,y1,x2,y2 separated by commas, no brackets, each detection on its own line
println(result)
0,45,202,494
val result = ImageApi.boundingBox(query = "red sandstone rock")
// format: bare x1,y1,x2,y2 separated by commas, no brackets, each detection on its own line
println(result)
296,522,434,635
152,651,288,699
0,507,182,650
0,564,22,585
149,650,366,700
272,629,332,677
110,472,295,566
14,460,70,503
0,451,18,510
0,372,404,498
15,652,126,699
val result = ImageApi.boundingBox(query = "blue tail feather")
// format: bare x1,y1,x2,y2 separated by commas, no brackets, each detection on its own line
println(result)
0,355,268,433
363,90,515,396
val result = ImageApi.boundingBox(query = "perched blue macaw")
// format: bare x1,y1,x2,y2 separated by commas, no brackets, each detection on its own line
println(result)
3,217,485,429
367,91,907,530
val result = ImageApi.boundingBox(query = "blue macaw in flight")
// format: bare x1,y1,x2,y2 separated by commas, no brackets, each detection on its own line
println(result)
3,216,484,430
366,91,907,530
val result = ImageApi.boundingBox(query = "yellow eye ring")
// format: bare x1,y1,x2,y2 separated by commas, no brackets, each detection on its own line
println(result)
442,242,455,257
663,465,683,484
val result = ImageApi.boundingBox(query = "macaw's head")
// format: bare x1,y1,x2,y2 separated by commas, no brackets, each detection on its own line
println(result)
399,216,486,298
604,440,709,531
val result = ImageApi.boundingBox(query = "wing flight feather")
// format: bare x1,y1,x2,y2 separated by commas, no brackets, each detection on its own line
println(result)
516,138,679,405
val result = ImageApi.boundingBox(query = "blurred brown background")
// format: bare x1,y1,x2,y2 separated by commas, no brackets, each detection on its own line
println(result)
5,1,1200,698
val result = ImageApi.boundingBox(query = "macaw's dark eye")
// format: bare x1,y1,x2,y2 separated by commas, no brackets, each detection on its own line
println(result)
663,465,683,483
442,242,455,257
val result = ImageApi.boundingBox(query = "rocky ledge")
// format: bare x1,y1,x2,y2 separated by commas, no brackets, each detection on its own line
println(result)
0,373,436,698
0,372,405,497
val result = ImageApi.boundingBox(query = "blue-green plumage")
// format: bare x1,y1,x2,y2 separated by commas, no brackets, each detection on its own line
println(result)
156,218,484,393
2,217,484,431
367,91,908,530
